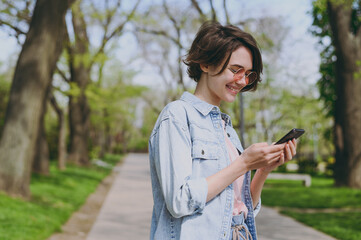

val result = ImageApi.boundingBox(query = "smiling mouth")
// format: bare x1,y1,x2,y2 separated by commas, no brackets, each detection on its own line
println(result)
226,85,241,94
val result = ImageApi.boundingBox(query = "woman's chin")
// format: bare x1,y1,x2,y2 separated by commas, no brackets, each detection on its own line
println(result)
223,95,237,103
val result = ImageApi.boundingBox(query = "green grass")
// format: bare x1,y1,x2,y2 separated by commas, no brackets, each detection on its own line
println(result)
282,211,361,240
262,176,361,208
261,176,361,240
0,154,123,240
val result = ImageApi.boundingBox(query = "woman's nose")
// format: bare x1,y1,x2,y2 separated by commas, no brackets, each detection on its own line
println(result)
235,75,248,85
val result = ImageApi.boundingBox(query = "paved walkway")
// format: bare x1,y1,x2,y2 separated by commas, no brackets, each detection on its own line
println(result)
86,153,153,240
86,153,336,240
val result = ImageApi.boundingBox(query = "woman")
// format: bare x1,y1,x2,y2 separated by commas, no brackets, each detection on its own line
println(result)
148,21,297,240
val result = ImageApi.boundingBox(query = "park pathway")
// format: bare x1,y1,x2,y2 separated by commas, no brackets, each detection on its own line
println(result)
86,153,153,240
86,153,336,240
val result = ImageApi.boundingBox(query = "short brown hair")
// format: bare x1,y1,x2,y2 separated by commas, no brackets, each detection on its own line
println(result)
183,21,263,92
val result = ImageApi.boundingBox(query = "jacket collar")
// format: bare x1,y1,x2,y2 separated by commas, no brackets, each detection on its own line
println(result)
180,92,232,127
180,92,218,116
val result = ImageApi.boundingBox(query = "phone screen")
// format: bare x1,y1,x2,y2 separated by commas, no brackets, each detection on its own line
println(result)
275,128,305,144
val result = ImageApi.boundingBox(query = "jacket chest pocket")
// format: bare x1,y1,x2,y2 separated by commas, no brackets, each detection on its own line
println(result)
191,140,220,177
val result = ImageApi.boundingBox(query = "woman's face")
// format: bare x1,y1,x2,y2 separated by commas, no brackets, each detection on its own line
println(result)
197,46,253,106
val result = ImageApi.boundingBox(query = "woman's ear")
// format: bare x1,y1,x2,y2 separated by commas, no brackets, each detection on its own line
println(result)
200,64,209,73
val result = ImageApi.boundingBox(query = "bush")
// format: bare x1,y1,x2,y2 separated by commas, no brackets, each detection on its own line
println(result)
297,158,318,175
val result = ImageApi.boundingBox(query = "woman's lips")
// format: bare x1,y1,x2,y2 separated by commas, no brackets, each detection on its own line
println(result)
226,85,241,95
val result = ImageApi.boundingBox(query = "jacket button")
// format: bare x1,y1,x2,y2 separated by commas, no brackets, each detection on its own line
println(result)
201,150,205,155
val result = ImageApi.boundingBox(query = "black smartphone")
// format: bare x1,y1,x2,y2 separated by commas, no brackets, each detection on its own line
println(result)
275,128,305,144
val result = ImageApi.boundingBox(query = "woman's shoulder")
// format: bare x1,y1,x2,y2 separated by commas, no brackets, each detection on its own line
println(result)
159,99,190,122
150,100,191,137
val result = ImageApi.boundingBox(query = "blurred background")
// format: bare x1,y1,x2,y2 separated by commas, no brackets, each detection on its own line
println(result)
0,0,360,240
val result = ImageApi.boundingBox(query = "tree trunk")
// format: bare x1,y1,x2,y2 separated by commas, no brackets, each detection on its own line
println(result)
68,93,90,165
99,108,111,158
98,130,106,159
328,1,361,188
32,124,50,175
50,94,67,170
0,0,74,198
67,1,91,166
32,96,50,175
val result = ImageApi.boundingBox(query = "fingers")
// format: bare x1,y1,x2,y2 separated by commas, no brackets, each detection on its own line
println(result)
288,139,297,155
284,143,293,160
253,142,270,148
266,150,284,164
268,152,285,169
266,143,286,153
284,140,297,160
292,139,297,155
278,152,285,165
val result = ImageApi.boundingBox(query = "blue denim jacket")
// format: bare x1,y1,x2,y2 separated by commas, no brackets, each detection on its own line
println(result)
149,92,260,240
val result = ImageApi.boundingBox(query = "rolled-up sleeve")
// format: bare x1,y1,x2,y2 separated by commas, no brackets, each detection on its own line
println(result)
253,198,261,217
151,115,208,218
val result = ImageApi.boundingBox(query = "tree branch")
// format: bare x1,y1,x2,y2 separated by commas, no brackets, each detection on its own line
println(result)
223,0,230,24
107,0,140,41
0,20,27,36
49,92,63,117
190,0,207,22
162,0,186,90
55,65,70,83
142,94,163,114
135,27,184,48
209,0,217,22
163,0,178,30
91,0,141,66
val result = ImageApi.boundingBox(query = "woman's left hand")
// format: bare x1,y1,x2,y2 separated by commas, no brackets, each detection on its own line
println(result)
284,138,297,162
258,139,297,174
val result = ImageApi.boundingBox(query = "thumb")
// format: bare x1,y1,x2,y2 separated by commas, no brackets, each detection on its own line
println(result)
255,142,269,147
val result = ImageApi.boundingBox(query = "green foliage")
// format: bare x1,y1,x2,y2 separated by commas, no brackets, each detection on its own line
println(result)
89,145,101,160
101,153,123,165
86,66,148,155
222,14,335,168
297,157,319,175
223,82,333,172
272,89,334,169
73,52,93,69
126,105,159,153
0,0,34,38
310,0,361,117
86,79,146,115
0,154,123,240
310,1,337,118
44,107,60,160
353,60,361,79
312,0,328,11
66,82,81,98
0,67,12,135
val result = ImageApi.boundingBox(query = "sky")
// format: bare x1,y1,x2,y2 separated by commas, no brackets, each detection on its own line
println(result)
247,0,321,87
0,0,321,91
0,31,19,67
127,0,321,90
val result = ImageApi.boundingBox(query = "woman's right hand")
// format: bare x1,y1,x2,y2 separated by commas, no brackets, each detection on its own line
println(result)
237,142,285,171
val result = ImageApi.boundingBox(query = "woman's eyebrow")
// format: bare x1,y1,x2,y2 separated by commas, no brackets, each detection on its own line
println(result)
230,64,244,68
230,64,254,71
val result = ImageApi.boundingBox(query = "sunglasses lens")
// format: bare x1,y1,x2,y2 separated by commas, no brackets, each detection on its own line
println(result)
247,72,257,84
234,69,245,79
230,67,257,85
